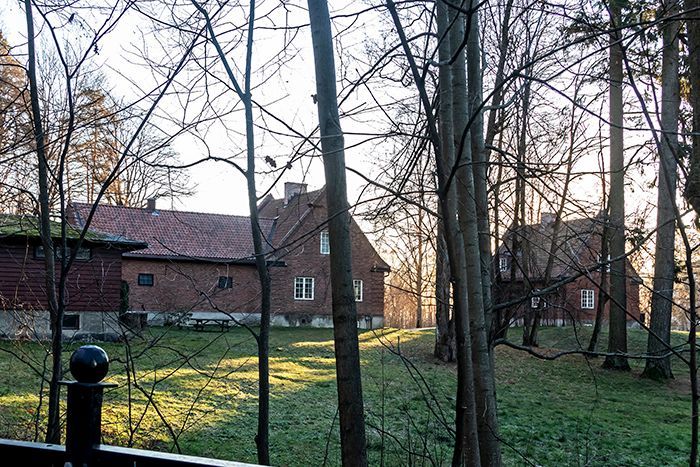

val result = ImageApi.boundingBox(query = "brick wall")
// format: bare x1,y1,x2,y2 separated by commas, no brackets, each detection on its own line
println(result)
122,259,261,314
558,273,641,322
123,207,387,319
268,200,386,319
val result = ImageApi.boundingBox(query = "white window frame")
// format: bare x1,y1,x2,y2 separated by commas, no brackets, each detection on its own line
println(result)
531,296,540,308
294,277,315,300
598,254,611,272
353,279,364,302
499,256,509,272
581,289,595,309
320,231,330,255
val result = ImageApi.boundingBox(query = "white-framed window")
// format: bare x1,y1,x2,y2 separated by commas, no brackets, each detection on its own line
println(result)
598,254,611,272
531,296,540,308
499,256,509,272
581,289,595,309
353,279,364,302
320,231,330,255
294,277,314,300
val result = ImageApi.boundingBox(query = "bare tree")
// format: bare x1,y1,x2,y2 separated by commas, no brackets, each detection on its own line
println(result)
23,0,63,442
602,0,630,371
642,0,681,380
307,1,368,464
189,0,272,461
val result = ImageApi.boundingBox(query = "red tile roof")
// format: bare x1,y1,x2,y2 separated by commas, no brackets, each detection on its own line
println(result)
70,203,276,262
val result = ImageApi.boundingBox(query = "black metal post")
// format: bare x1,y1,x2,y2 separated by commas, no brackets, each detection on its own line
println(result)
60,345,116,467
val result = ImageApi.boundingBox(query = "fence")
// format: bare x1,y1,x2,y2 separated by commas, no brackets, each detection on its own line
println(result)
0,345,259,467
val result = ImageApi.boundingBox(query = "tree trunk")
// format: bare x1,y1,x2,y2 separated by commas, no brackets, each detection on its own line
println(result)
387,1,482,461
192,1,270,459
588,210,610,353
460,2,502,463
416,209,424,328
516,78,533,346
602,0,630,371
642,0,680,381
307,2,368,464
684,0,700,216
435,220,456,361
467,0,494,351
436,7,481,464
681,0,700,460
24,1,63,443
245,100,271,467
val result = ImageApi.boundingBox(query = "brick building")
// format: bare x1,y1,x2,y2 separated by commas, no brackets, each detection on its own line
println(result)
493,213,642,333
71,183,389,328
0,215,145,339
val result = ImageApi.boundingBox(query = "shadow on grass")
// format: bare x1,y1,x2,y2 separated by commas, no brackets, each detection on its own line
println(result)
0,325,694,466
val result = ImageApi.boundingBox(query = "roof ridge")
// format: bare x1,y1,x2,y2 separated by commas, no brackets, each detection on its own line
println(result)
73,202,277,221
277,186,327,246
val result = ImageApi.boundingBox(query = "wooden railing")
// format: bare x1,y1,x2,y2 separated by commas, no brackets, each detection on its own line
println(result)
0,345,259,467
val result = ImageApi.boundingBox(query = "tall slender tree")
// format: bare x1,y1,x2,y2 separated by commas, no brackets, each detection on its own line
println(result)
602,0,630,371
23,0,63,443
642,0,680,380
190,1,272,461
307,1,368,464
455,1,502,463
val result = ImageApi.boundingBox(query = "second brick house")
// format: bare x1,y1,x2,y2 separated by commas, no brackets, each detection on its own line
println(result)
493,212,642,335
70,183,389,328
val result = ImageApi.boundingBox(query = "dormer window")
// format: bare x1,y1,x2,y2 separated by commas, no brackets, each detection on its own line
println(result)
320,231,330,255
499,256,509,272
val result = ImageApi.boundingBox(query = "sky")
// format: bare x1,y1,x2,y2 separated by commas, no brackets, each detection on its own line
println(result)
0,0,666,241
1,0,387,217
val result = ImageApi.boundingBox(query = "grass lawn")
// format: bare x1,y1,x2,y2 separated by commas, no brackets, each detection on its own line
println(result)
0,325,692,466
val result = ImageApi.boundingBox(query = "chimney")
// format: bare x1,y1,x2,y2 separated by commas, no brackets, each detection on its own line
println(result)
146,198,157,212
284,182,307,205
540,212,556,226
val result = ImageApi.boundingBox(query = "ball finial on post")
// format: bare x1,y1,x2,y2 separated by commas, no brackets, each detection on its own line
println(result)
69,345,109,384
63,345,114,465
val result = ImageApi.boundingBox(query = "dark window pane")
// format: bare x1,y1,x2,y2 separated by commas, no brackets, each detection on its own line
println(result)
62,314,80,330
218,276,233,289
74,248,91,260
138,273,154,286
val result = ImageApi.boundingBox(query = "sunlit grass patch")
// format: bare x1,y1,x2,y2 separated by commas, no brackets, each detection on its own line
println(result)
0,325,692,465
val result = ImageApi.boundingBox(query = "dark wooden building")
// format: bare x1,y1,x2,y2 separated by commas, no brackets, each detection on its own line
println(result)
0,215,145,339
